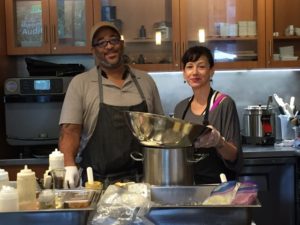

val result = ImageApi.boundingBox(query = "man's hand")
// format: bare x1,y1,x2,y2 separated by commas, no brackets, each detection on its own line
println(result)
64,166,79,188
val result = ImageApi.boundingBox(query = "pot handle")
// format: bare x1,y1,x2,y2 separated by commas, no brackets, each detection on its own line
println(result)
130,151,144,161
187,153,209,163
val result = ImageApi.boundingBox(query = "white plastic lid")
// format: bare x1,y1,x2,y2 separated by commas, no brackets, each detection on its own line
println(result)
0,169,9,181
49,148,64,159
39,189,54,200
0,186,18,199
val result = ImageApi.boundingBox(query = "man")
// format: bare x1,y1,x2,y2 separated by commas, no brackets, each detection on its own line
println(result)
59,21,164,188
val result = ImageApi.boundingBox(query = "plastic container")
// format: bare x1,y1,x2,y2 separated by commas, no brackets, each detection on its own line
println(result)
38,189,55,209
17,165,37,210
0,168,9,190
278,115,294,140
0,185,19,212
51,168,66,189
49,148,64,170
85,181,102,190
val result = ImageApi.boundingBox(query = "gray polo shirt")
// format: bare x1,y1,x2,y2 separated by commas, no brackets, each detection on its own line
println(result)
59,66,164,151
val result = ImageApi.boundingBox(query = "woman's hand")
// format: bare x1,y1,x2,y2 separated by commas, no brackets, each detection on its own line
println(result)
194,125,225,149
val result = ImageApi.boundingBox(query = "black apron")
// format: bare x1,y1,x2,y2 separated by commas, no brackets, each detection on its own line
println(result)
80,67,148,186
182,88,236,184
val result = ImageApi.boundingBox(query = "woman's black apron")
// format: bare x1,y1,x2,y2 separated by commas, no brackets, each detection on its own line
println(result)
181,88,236,184
80,67,148,186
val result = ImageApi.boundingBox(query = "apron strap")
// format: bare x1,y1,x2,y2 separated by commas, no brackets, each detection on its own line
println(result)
127,66,147,102
181,88,215,126
203,88,214,126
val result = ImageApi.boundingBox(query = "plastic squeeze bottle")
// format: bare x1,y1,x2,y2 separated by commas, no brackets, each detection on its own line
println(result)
0,168,9,190
44,148,64,189
17,165,37,210
49,148,64,170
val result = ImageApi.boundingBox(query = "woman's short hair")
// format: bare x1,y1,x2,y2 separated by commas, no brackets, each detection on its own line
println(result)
181,46,214,68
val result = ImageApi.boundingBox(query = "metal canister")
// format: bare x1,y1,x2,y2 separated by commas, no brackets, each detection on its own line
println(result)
243,105,276,145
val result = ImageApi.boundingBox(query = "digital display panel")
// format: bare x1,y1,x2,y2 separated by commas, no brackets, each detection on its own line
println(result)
34,80,50,90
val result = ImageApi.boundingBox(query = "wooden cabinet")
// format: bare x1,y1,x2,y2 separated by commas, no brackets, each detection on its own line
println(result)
93,0,176,71
93,0,265,71
5,0,93,55
5,0,300,69
180,0,266,70
266,0,300,68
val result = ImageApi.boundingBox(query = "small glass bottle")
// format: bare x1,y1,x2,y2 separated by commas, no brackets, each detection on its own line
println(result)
139,25,146,38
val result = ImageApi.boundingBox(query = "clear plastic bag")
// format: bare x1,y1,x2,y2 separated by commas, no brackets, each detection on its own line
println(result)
202,181,258,205
89,184,154,225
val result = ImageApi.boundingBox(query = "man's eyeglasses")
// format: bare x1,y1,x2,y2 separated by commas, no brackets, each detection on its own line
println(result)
92,37,121,48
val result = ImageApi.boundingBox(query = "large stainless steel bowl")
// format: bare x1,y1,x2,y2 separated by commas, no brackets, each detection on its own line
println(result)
124,111,211,148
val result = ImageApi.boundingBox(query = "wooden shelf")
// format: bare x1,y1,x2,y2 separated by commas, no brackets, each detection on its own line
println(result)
125,38,171,43
207,36,258,41
273,36,300,40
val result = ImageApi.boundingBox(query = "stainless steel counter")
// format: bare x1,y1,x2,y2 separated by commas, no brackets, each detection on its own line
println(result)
242,145,298,158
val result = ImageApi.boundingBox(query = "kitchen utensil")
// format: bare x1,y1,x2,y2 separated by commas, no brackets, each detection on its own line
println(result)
124,111,211,148
273,93,291,116
290,96,295,112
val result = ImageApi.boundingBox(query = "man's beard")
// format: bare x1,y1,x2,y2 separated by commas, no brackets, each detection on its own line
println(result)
98,54,123,69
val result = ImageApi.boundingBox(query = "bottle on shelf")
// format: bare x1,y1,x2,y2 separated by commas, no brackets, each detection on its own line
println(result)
139,25,147,39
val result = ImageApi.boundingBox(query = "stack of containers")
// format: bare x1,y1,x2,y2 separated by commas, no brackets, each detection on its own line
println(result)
247,21,256,36
238,21,248,36
238,21,256,36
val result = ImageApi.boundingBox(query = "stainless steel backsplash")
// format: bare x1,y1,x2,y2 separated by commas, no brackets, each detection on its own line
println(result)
149,70,300,133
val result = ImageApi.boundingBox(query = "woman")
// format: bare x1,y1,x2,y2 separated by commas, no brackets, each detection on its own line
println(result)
174,46,243,184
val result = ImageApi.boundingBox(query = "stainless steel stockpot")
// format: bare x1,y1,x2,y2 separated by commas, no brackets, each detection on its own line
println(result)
131,147,206,186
